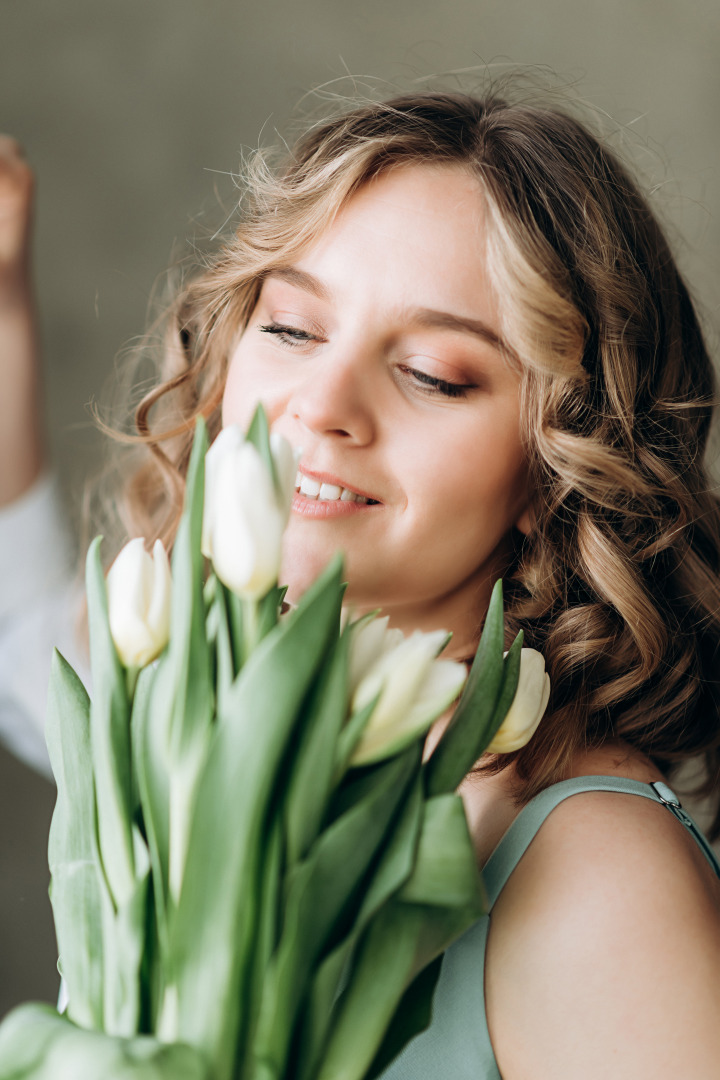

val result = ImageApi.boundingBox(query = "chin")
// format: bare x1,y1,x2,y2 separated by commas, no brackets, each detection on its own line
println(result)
279,544,340,605
279,533,387,610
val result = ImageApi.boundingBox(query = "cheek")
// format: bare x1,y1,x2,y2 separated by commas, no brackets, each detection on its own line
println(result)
221,345,247,428
221,342,280,431
410,423,527,548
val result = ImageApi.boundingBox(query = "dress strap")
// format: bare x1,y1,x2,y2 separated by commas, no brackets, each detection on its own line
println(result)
482,774,720,910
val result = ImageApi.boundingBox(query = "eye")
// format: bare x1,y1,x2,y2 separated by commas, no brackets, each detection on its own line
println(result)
402,366,474,399
258,321,321,348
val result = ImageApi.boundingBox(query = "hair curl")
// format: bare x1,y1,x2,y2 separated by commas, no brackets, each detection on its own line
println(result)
93,88,720,836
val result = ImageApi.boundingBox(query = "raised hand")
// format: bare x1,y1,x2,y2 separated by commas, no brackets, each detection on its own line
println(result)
0,135,44,505
0,135,34,283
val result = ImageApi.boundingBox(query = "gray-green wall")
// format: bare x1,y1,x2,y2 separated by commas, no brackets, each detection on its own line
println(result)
1,0,718,1017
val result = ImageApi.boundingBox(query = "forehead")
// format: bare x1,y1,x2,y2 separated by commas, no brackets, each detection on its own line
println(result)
342,161,486,224
277,163,494,319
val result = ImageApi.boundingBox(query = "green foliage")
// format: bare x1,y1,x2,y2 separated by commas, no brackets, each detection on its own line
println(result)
46,650,104,1032
0,1004,209,1080
0,411,523,1080
423,580,522,797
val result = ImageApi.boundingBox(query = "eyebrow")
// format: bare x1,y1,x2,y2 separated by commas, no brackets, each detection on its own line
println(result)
264,266,506,352
408,308,504,351
265,267,333,302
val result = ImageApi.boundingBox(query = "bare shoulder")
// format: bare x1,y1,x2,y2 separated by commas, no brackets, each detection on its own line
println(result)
485,789,720,1080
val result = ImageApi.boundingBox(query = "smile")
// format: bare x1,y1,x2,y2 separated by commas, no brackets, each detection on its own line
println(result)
294,469,380,505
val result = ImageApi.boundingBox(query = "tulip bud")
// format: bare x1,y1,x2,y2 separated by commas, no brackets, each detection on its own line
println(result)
349,622,467,766
485,647,550,753
270,431,298,524
347,613,405,698
106,537,171,669
201,425,296,600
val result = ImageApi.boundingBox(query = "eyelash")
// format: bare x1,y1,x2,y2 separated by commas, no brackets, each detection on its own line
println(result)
402,367,470,399
259,322,315,347
257,321,473,399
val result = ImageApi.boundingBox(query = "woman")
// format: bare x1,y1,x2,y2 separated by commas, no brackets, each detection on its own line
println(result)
2,91,720,1076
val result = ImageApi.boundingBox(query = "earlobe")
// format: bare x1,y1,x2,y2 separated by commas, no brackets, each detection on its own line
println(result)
515,505,534,536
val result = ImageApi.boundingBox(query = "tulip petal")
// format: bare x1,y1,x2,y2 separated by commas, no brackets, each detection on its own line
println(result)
350,659,467,766
414,658,469,719
352,637,428,732
241,462,285,596
107,539,156,668
210,450,257,595
106,538,172,669
485,648,549,753
205,435,286,600
202,425,245,559
147,540,172,650
270,431,298,521
347,615,392,697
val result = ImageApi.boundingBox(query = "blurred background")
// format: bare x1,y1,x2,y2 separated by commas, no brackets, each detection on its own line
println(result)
1,0,718,1017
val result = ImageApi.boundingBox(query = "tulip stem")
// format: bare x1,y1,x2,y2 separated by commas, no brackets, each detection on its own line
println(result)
242,598,260,662
125,665,140,701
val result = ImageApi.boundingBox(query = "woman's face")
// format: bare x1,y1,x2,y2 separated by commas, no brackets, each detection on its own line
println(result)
222,164,531,653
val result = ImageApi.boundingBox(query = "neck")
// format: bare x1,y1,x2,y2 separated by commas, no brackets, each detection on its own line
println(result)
349,557,512,663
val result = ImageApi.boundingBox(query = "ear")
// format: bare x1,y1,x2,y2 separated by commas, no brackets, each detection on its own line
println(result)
514,503,534,537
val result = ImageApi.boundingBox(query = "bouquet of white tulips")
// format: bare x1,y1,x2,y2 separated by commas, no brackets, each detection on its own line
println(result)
0,408,549,1080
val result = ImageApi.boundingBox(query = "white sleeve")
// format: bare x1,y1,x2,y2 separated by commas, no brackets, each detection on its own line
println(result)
0,472,90,777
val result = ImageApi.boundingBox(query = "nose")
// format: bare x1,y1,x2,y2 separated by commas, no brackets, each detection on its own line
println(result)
288,344,376,445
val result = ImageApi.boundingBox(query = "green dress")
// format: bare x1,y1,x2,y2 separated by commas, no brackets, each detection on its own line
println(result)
379,775,720,1080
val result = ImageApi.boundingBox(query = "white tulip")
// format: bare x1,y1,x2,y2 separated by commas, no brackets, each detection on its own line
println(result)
269,431,299,523
486,647,551,753
201,425,296,600
106,537,172,669
349,622,467,766
347,614,405,698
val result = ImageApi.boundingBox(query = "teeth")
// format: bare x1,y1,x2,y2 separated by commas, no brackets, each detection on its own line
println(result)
299,476,321,499
295,470,373,504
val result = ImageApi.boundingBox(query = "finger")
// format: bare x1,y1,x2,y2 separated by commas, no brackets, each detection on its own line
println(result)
0,135,34,201
0,134,28,164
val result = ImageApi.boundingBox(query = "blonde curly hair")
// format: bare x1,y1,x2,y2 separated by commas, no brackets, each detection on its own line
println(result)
93,90,720,834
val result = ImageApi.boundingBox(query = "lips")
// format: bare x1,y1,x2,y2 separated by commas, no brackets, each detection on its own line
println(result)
296,464,381,505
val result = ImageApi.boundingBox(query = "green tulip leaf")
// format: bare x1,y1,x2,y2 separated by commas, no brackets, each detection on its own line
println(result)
245,403,280,502
46,649,104,1031
256,584,287,643
332,697,377,783
101,826,152,1039
284,630,350,866
315,902,422,1080
138,418,213,921
165,415,213,763
0,1002,210,1080
366,955,443,1080
132,660,170,960
0,1003,71,1076
237,810,283,1080
206,578,234,714
85,536,135,910
423,579,506,797
314,784,484,1080
397,794,485,909
167,554,344,1080
252,746,419,1078
295,776,424,1080
483,628,524,747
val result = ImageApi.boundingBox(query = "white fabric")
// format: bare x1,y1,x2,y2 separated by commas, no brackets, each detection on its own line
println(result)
0,471,89,776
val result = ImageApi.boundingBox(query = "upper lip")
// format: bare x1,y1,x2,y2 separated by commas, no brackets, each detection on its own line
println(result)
296,463,382,503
